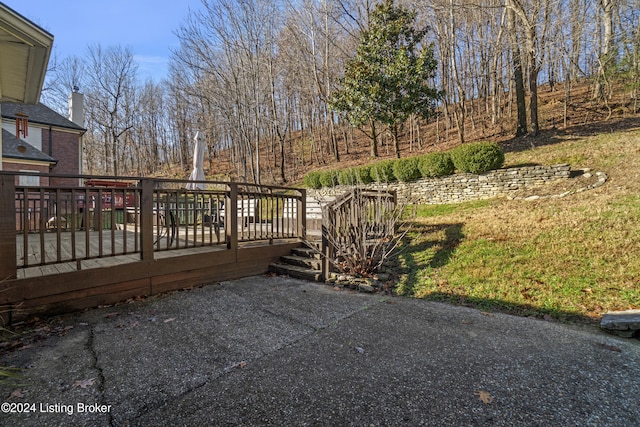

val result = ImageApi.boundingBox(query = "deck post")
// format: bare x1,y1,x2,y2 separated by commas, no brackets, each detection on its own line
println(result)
320,207,332,282
226,183,238,253
297,188,306,240
0,174,17,280
140,179,154,261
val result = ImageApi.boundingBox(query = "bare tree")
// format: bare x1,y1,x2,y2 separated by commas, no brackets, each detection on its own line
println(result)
41,54,86,114
174,0,288,184
505,0,553,136
505,0,529,136
85,44,138,175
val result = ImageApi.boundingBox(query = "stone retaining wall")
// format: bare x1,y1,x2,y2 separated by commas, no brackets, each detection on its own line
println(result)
309,164,572,204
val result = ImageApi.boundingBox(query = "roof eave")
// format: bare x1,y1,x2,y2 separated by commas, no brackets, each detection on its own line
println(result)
0,2,54,104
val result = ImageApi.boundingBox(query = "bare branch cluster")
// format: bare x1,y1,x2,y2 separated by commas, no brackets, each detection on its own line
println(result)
322,189,410,277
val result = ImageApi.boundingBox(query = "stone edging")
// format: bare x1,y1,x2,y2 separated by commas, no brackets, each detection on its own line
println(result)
507,170,608,201
601,309,640,338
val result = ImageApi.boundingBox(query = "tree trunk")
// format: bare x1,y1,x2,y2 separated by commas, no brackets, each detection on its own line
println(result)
529,68,540,136
329,112,340,162
593,0,616,100
448,0,466,144
507,6,528,136
525,24,541,136
370,119,379,158
391,124,400,158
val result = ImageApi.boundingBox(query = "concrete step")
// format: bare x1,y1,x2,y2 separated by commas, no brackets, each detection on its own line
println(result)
270,263,322,282
280,255,321,270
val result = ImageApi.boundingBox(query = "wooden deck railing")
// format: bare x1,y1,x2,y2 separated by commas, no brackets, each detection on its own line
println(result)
0,172,306,279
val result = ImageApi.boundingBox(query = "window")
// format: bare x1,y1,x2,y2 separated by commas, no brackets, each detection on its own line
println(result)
18,170,40,186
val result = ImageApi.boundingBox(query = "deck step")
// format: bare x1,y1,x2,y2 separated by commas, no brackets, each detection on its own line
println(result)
280,255,321,270
291,247,321,259
270,263,322,282
305,239,322,250
270,243,323,282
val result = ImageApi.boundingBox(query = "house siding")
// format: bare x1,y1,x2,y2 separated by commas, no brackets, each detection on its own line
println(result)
2,101,84,187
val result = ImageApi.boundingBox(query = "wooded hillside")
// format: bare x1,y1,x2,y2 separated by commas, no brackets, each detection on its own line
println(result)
42,0,640,184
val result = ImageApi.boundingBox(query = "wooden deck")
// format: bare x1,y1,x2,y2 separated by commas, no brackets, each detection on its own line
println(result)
3,237,302,323
15,225,299,279
0,174,308,323
17,230,140,271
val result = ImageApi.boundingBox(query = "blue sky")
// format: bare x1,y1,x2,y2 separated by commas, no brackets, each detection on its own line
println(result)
3,0,203,82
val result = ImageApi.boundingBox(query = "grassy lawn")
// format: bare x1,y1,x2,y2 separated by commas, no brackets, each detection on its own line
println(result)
394,124,640,323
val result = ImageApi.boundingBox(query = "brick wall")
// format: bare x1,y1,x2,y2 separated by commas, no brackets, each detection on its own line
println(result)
43,128,81,187
2,161,51,186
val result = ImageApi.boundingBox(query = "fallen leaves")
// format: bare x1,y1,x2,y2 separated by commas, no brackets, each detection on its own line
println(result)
475,390,493,404
596,342,622,353
72,378,96,389
9,389,24,399
0,323,76,353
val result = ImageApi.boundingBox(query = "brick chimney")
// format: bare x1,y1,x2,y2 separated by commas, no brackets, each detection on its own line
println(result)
68,86,84,127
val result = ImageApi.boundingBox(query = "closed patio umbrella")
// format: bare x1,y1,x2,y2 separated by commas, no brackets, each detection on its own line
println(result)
186,131,205,190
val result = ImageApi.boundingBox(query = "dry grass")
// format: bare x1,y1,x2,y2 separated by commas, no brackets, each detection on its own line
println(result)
395,124,640,323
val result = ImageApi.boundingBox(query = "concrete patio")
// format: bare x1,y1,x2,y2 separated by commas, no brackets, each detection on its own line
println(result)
1,275,638,426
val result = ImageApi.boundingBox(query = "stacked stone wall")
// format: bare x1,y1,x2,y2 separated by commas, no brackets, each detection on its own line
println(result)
309,164,572,204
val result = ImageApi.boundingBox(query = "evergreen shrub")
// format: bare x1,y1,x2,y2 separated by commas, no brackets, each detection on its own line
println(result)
371,160,397,183
338,168,358,186
356,165,374,184
371,160,396,184
303,171,323,189
319,170,339,187
450,142,505,174
393,157,421,182
418,152,455,178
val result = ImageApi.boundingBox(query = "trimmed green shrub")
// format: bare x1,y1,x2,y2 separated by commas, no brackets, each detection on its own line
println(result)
393,157,422,182
371,160,397,183
319,170,339,187
450,142,505,174
356,165,374,184
418,152,455,178
338,168,358,186
303,171,323,189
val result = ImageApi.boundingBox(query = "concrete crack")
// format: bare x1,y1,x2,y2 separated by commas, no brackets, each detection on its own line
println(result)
87,326,114,427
